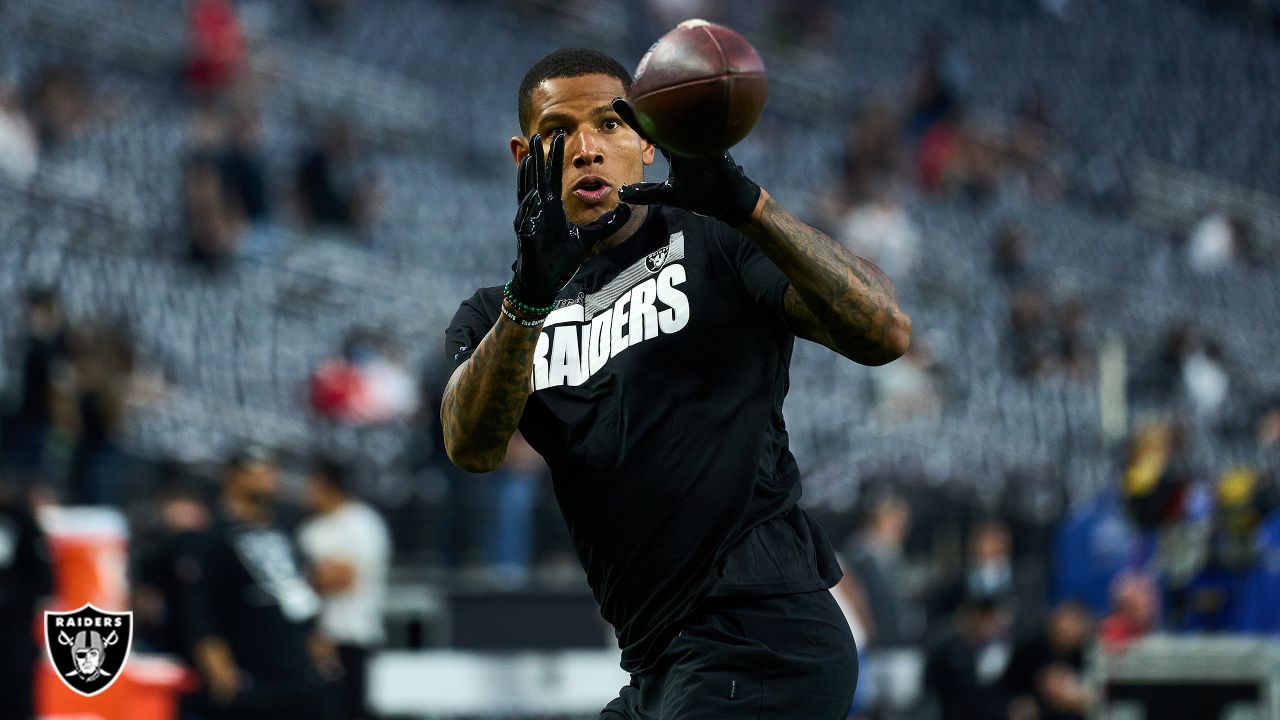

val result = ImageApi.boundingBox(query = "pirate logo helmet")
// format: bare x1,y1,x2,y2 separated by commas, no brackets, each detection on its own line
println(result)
63,629,118,681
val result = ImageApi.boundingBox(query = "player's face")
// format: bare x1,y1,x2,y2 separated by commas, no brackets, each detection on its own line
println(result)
511,74,655,227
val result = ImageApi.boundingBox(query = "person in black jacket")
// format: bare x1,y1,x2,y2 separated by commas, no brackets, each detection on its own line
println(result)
176,447,341,720
0,476,53,720
1003,601,1095,720
925,593,1014,720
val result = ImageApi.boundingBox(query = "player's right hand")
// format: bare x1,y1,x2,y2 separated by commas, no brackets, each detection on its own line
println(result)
612,98,761,228
510,131,631,310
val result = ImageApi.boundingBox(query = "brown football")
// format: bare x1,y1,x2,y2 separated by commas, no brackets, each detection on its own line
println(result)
629,20,768,157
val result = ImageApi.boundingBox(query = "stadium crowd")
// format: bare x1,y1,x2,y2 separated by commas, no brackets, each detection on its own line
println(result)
2,0,1279,718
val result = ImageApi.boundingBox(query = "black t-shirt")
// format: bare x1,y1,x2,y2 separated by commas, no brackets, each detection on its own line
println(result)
297,149,356,227
14,333,68,426
925,631,1011,720
444,206,842,672
0,501,53,655
1002,634,1086,720
176,511,321,684
220,148,271,221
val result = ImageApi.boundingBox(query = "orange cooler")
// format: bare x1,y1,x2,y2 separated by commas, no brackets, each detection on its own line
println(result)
36,506,197,720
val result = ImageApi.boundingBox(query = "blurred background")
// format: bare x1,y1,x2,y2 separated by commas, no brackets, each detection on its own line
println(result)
1,0,1279,718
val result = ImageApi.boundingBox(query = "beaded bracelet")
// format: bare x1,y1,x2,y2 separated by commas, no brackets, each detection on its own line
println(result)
499,302,546,327
503,281,556,317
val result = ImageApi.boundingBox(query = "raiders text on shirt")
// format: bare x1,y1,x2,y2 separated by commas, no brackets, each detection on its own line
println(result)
533,232,689,391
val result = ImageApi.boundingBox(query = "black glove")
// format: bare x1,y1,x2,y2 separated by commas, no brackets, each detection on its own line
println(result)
510,131,631,310
612,98,761,227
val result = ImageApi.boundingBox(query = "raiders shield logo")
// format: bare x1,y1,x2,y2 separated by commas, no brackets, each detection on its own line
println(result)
646,247,669,273
45,604,133,697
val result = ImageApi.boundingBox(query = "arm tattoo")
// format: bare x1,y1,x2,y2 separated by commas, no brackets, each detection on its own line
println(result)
742,195,911,366
440,306,541,471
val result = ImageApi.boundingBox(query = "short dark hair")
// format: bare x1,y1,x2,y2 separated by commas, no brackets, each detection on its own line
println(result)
518,48,632,136
310,454,352,496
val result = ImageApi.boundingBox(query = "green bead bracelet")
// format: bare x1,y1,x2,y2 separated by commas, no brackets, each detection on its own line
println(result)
503,281,555,317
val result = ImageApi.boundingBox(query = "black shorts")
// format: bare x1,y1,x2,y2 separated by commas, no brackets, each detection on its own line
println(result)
600,589,858,720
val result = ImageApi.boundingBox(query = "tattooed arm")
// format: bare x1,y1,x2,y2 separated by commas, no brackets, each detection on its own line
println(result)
440,302,541,473
739,190,912,366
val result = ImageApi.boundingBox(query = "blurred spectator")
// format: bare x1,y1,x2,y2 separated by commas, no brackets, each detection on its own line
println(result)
924,594,1013,720
1174,467,1275,631
1210,467,1271,574
993,222,1033,289
839,101,902,205
1003,601,1094,720
916,108,961,194
1237,489,1280,634
219,109,277,257
836,189,921,282
842,494,922,717
1055,297,1093,379
1252,398,1280,481
1254,397,1280,452
0,78,38,183
1186,212,1250,273
484,433,544,586
906,29,960,140
768,0,841,52
2,288,73,478
1008,288,1055,379
1181,338,1229,420
219,111,269,221
176,446,341,720
65,323,135,506
1008,87,1063,200
813,100,901,233
295,121,376,237
1131,323,1194,404
913,98,1004,203
184,150,243,268
185,0,248,99
1098,571,1160,647
1132,324,1232,420
844,495,917,647
133,475,213,654
1121,421,1192,532
953,125,1006,204
1052,492,1138,616
308,0,350,28
0,475,53,720
298,455,390,720
25,64,90,150
936,521,1016,612
872,338,942,422
310,329,419,425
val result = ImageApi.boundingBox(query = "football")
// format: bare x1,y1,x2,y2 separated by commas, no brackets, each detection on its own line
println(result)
628,19,768,157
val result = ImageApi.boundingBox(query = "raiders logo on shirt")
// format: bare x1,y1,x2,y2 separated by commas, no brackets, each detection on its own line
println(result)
532,232,690,391
44,604,134,697
646,247,669,273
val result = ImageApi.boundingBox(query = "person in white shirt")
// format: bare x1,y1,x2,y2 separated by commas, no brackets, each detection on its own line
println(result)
297,456,391,720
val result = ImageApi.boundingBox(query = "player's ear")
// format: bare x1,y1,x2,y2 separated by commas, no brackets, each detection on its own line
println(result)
641,138,656,166
510,136,529,167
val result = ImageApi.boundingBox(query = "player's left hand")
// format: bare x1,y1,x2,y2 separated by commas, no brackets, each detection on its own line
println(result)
612,98,761,227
